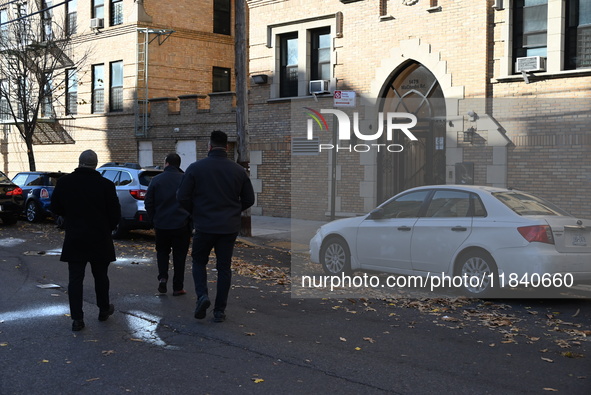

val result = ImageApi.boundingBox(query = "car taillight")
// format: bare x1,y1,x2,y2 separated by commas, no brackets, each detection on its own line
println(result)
6,187,23,196
518,225,555,244
129,189,146,200
40,188,49,199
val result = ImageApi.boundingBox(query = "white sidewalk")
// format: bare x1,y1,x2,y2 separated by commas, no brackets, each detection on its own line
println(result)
241,215,327,253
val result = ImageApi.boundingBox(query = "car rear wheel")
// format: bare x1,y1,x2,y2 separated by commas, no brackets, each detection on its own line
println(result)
456,250,498,298
25,200,41,222
320,237,351,275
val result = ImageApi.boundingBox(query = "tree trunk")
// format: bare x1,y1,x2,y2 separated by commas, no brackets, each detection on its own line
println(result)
26,135,36,171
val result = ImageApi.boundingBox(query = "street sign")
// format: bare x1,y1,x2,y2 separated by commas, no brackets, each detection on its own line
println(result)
334,90,356,107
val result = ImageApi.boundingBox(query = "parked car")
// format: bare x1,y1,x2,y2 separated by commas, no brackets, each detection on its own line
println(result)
98,163,162,238
11,171,68,222
0,171,24,225
309,185,591,298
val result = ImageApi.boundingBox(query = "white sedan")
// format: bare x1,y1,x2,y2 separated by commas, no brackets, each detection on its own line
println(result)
309,185,591,297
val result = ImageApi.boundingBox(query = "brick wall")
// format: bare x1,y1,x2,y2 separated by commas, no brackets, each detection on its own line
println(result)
247,0,591,220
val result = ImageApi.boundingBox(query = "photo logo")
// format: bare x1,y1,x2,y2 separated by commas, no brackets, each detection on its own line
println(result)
304,108,418,152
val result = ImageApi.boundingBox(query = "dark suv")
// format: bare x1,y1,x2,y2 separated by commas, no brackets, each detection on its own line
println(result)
11,171,68,222
0,171,24,225
98,163,162,238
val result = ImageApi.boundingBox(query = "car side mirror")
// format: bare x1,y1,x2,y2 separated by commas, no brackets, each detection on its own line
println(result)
368,207,384,220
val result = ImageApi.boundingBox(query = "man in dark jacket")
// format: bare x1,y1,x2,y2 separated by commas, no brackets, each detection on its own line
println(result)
145,153,191,296
177,131,255,322
50,150,121,331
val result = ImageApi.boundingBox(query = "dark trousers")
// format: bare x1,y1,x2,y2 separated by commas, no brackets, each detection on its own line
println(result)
155,226,191,291
191,231,238,313
68,261,111,321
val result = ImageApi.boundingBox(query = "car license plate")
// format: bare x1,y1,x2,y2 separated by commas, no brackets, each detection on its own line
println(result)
572,234,587,246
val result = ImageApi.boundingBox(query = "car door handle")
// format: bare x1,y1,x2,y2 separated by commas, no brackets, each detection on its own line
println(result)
451,226,467,232
397,226,412,231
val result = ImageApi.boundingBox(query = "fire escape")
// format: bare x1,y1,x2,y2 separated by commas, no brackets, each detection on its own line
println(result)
0,3,75,145
135,28,174,138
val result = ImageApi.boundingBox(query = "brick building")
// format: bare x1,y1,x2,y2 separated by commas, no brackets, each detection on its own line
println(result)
247,0,591,220
0,0,237,174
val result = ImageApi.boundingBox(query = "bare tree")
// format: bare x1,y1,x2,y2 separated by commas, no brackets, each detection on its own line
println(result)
0,1,88,171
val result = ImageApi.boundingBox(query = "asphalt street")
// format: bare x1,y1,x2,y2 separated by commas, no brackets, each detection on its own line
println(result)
0,218,590,394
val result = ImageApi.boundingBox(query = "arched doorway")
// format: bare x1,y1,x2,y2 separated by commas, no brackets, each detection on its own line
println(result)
377,61,446,203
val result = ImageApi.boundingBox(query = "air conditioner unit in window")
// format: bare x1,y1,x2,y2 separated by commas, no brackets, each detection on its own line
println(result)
90,18,104,29
515,56,546,73
309,80,330,95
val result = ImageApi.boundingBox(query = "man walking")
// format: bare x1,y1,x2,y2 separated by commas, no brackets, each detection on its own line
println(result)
177,131,255,322
50,150,121,331
145,153,191,296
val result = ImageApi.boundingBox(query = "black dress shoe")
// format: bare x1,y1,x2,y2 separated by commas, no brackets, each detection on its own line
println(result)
194,295,211,319
72,319,85,331
158,279,167,294
98,304,115,321
213,311,226,323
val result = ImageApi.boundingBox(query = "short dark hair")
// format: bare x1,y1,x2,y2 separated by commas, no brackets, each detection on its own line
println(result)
165,153,181,168
210,130,228,148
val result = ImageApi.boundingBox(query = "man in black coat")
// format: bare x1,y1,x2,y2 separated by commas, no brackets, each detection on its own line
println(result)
50,150,121,331
177,131,255,322
145,153,191,296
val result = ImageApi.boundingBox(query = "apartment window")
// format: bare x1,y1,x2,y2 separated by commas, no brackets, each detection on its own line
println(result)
213,0,231,35
42,1,52,41
513,0,548,67
565,0,591,69
66,0,77,35
212,67,231,92
110,61,123,112
280,33,298,97
93,0,104,19
92,64,104,114
66,69,77,115
111,0,123,26
16,2,29,45
311,28,331,81
0,80,9,121
379,0,387,16
0,9,8,42
41,75,53,118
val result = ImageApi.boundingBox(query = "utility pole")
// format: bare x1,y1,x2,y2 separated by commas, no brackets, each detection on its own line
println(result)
235,0,251,236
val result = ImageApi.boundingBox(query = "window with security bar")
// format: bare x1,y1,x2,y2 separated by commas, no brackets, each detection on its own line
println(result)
111,0,122,26
66,69,77,115
110,61,123,112
66,0,77,35
92,64,104,114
